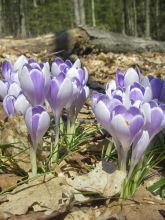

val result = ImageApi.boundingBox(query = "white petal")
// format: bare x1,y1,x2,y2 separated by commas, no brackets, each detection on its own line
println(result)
51,62,61,76
73,59,81,68
124,68,140,87
8,83,21,97
14,55,28,72
14,94,30,114
56,78,73,112
36,111,50,144
143,86,152,102
111,114,130,150
19,66,35,105
94,100,111,133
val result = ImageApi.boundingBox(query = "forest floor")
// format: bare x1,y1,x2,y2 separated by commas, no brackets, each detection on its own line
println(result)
0,48,165,220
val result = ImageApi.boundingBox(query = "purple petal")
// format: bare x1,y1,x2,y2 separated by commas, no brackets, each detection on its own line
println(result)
65,59,72,68
91,91,102,107
32,113,40,144
75,86,89,115
3,95,16,116
55,57,64,66
46,79,59,109
148,107,164,138
150,78,163,100
129,88,144,101
30,69,45,105
116,68,124,88
2,60,14,81
130,115,144,141
131,130,150,169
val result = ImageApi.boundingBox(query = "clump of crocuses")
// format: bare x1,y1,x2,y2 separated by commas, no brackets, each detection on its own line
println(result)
91,67,165,178
0,55,89,175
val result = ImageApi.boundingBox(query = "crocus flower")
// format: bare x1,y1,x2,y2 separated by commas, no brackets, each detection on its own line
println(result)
47,73,73,118
130,101,165,172
2,60,14,83
46,73,73,160
3,95,17,116
3,93,30,116
19,62,50,106
91,92,144,172
25,105,50,175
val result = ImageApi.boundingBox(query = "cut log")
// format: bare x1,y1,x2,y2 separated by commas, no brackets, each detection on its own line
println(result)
0,26,165,55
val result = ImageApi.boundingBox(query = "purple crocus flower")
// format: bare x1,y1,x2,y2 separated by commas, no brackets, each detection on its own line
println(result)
3,95,17,116
2,60,15,83
25,105,50,146
24,105,50,175
46,73,73,118
130,101,165,171
3,93,30,116
19,62,50,106
51,57,88,85
91,92,144,172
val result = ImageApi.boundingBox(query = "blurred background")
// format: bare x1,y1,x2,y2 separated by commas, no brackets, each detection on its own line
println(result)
0,0,164,40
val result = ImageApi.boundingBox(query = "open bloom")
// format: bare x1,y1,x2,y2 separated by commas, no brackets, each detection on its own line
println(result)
19,62,50,106
91,92,144,171
46,73,73,117
25,106,50,147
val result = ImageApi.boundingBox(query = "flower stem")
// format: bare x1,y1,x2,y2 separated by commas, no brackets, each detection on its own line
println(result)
119,149,128,173
52,114,60,162
30,146,37,175
67,113,76,145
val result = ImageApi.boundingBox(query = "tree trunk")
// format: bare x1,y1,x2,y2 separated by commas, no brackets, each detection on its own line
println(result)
133,0,137,37
155,0,159,39
33,0,37,8
145,0,150,38
91,0,96,27
0,0,3,36
79,0,86,26
1,27,165,54
73,0,80,26
19,0,26,38
122,0,128,35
